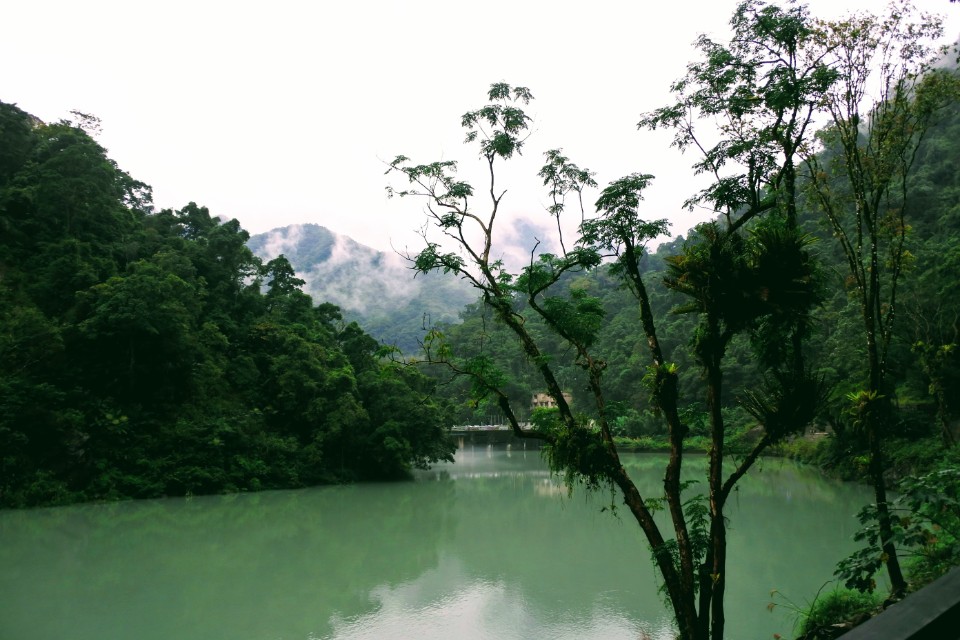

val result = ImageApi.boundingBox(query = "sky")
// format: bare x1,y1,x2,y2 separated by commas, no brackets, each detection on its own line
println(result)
3,0,958,255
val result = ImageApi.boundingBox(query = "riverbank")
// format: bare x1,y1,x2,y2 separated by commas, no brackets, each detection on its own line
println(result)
612,432,959,485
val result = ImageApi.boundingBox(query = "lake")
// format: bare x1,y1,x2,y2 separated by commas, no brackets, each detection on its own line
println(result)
0,447,873,639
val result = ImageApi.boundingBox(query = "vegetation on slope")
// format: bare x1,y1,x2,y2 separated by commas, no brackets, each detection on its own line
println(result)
0,103,455,508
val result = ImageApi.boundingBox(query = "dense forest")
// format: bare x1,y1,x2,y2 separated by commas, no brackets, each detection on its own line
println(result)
428,99,960,465
0,102,455,508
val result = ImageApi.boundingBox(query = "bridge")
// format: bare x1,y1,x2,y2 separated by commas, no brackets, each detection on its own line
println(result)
449,426,542,448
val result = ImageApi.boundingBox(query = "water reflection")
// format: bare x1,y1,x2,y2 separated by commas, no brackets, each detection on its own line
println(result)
0,480,457,640
0,449,872,640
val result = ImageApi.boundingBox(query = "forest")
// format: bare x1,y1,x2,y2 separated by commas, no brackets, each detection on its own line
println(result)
0,102,455,508
383,2,960,638
2,1,960,638
429,84,960,468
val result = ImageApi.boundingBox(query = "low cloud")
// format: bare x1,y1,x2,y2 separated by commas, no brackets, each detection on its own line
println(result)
493,214,566,272
259,224,305,261
302,233,420,316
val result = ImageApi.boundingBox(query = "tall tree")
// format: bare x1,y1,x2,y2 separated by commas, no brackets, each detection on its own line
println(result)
638,6,836,632
388,77,821,640
804,1,960,597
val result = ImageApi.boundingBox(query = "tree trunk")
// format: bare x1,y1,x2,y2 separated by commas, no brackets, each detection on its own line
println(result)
865,314,907,596
867,424,906,596
707,348,727,640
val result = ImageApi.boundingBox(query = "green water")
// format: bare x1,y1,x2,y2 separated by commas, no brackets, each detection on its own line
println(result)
0,448,873,639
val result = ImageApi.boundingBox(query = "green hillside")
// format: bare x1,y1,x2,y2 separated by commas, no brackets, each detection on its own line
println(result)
0,103,455,507
423,78,960,469
247,223,474,353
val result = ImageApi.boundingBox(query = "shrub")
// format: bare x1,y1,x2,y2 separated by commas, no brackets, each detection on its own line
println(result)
799,588,881,636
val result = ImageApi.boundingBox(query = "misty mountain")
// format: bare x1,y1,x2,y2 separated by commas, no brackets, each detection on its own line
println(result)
247,224,475,352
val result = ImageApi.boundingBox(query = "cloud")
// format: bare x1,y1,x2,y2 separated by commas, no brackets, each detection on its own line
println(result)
489,213,571,273
258,224,305,261
300,233,420,316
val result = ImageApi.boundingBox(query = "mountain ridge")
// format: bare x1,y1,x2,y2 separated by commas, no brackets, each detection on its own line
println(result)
247,223,474,351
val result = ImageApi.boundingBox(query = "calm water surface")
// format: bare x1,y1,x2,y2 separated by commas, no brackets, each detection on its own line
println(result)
0,448,873,640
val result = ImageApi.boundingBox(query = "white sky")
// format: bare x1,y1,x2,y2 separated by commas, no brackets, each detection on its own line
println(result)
3,0,957,254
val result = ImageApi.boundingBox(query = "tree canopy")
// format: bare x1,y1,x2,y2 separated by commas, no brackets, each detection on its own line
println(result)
0,103,455,507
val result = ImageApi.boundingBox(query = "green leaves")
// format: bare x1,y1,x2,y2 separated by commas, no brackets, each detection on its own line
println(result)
640,0,835,221
538,149,597,219
543,423,618,492
580,174,668,265
836,467,960,592
460,83,533,160
0,97,461,504
739,369,826,440
515,249,602,295
385,158,474,208
664,221,821,343
649,487,711,597
413,243,466,275
488,83,533,103
641,362,680,416
594,173,655,218
540,288,606,348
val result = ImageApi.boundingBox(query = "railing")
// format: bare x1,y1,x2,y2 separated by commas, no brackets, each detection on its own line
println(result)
451,424,532,431
449,426,541,447
839,566,960,639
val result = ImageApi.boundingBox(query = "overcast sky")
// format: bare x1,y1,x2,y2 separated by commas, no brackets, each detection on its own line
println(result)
3,0,957,254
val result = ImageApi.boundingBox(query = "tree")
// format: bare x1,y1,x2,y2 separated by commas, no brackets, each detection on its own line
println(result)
0,99,456,505
803,1,960,598
388,75,822,640
636,8,838,631
907,248,960,448
73,256,201,406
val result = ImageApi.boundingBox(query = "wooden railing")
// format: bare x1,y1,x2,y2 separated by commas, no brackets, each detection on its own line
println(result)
839,566,960,639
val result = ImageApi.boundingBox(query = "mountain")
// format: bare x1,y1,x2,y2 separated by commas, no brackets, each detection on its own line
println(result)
247,224,475,352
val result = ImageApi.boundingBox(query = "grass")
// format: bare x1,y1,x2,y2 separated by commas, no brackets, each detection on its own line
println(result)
798,588,882,637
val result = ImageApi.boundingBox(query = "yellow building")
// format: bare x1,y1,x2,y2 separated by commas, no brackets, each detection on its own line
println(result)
530,392,572,410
